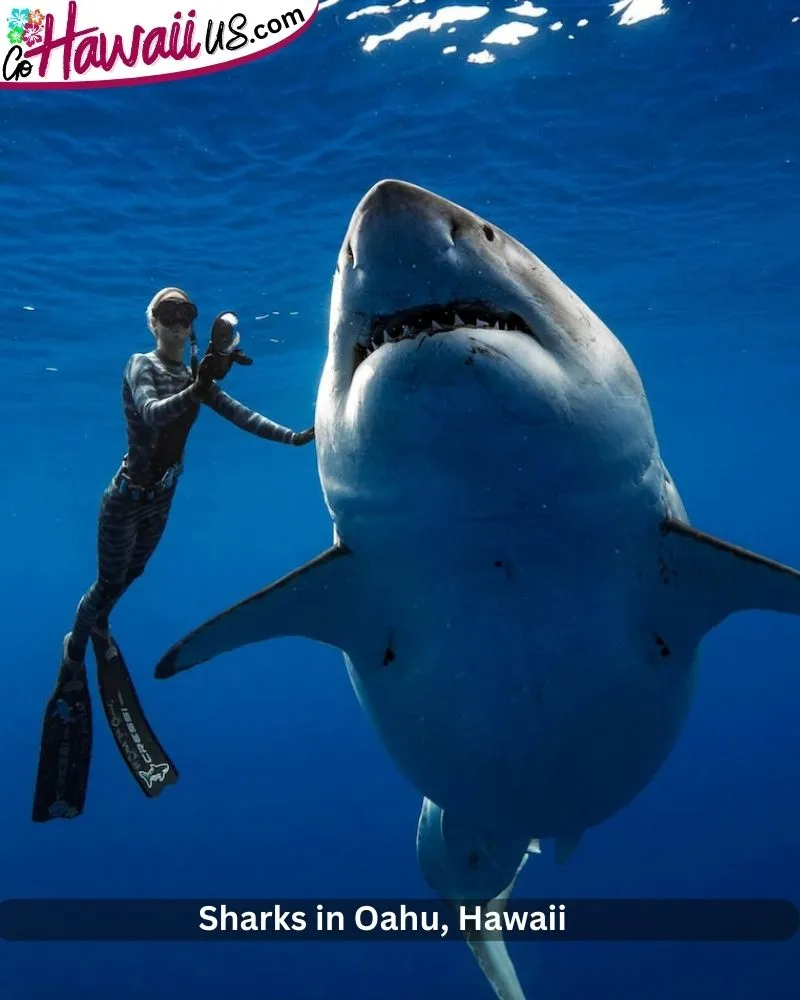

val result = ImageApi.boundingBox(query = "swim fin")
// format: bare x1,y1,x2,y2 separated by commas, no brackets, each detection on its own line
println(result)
93,629,179,797
32,648,93,822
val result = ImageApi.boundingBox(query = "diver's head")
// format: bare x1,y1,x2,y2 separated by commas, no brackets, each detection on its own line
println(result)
146,287,197,358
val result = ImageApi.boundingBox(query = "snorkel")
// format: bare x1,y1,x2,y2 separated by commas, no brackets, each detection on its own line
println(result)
189,324,199,378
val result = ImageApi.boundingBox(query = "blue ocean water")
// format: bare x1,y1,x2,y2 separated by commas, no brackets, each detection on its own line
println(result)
1,0,799,996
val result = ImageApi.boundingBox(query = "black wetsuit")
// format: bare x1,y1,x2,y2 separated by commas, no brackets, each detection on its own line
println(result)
67,349,301,662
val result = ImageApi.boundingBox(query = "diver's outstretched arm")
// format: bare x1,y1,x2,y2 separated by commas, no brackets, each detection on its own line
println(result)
203,382,314,445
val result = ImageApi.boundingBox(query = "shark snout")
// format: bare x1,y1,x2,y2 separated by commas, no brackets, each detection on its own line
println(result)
355,178,453,224
346,178,458,270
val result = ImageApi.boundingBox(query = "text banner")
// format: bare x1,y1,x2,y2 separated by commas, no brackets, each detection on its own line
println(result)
0,898,797,942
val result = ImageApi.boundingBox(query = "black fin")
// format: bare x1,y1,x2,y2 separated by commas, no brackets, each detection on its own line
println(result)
93,631,179,798
32,661,93,822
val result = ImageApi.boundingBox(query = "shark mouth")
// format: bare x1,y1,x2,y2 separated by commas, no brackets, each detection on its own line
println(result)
353,300,538,370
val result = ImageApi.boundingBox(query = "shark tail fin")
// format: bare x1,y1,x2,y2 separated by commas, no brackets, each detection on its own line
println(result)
659,518,800,634
416,799,532,1000
464,864,530,1000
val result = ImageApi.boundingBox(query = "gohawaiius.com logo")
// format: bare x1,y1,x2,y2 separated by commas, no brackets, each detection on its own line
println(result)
1,0,318,89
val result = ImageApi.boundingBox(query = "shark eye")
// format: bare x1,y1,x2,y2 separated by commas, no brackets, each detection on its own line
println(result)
482,225,495,242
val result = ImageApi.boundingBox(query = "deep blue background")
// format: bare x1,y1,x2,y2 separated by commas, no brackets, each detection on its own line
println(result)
1,0,799,996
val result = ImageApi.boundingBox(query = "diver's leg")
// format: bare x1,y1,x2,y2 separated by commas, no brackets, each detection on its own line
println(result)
93,487,175,635
92,486,180,798
67,487,139,663
124,487,175,588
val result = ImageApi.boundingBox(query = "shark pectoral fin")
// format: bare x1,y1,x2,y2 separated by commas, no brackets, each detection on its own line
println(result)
660,519,800,633
155,545,355,680
416,798,532,1000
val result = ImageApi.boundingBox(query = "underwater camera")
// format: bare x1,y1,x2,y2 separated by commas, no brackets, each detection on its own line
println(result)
210,311,241,356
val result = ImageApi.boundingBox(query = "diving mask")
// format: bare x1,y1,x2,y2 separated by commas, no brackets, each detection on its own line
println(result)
153,299,198,327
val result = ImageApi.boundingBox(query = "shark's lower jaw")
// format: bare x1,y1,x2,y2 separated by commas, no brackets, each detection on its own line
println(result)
352,300,539,371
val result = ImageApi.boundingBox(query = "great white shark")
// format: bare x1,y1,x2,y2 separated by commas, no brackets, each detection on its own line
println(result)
155,179,800,999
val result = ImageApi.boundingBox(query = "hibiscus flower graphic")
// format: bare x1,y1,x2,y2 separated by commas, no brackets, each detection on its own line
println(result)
7,25,23,44
27,7,44,26
22,21,41,45
6,8,30,30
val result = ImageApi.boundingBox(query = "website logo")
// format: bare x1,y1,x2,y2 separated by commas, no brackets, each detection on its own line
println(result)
1,1,317,89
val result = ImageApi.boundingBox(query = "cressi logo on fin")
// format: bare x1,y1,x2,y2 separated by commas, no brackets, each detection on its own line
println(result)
138,762,170,790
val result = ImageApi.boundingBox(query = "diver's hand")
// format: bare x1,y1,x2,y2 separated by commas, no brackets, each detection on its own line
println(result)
292,427,315,446
228,348,253,367
196,352,231,386
196,349,252,389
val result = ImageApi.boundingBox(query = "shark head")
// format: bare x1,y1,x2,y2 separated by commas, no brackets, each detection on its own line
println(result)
315,180,660,544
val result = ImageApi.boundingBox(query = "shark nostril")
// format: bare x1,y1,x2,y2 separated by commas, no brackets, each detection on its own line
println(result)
482,225,495,242
345,242,355,265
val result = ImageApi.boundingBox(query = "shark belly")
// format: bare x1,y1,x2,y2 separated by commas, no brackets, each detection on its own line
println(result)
343,565,697,838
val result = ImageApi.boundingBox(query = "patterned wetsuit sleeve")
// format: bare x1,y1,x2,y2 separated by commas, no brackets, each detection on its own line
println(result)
126,354,201,428
204,384,298,443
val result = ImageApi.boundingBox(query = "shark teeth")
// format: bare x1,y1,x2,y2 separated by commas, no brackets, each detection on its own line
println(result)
352,303,541,372
355,301,537,364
